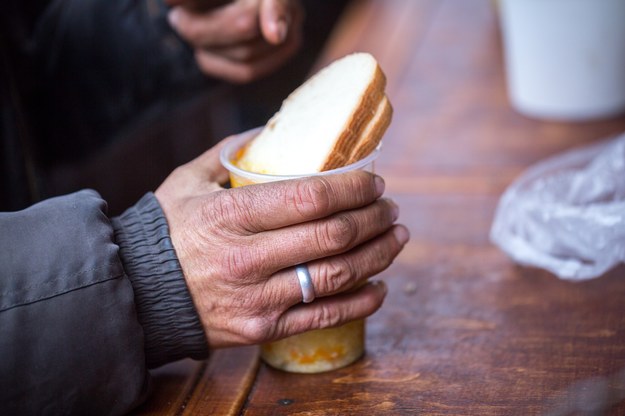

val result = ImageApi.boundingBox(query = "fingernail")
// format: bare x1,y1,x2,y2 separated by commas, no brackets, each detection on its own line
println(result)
275,19,287,43
388,199,399,221
372,280,387,295
168,8,181,27
393,225,410,245
374,175,385,196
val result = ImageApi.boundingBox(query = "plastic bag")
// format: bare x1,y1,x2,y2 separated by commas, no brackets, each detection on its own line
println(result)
490,132,625,280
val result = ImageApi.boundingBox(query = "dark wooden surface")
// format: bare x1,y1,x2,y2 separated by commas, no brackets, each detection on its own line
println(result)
139,0,625,414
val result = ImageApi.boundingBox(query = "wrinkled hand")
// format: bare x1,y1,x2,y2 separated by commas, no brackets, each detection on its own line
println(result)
155,130,410,348
166,0,303,83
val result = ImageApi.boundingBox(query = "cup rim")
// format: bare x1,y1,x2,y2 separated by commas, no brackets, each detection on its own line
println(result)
219,130,381,181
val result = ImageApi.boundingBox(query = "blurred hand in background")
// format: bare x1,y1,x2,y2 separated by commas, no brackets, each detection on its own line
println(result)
166,0,303,83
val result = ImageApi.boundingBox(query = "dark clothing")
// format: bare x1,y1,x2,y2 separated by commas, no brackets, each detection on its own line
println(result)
0,0,351,413
1,1,208,414
0,191,209,415
1,0,210,213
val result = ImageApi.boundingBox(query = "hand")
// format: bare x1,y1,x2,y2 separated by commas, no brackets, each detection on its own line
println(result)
155,130,410,348
166,0,303,83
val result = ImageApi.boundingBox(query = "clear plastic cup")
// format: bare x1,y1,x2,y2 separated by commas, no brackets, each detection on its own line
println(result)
219,131,380,373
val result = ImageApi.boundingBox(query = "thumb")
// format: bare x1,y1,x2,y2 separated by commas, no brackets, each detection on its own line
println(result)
259,0,289,44
189,128,262,184
188,138,231,185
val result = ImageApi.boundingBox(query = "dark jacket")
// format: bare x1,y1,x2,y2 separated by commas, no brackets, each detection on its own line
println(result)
0,0,353,413
1,1,209,414
1,0,211,212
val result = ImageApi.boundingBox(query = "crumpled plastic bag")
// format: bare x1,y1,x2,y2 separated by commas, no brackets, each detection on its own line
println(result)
490,132,625,280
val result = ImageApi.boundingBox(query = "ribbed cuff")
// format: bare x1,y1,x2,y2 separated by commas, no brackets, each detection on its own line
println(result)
112,193,208,368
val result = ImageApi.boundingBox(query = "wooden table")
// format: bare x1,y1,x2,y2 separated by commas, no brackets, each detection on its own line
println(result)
136,0,625,414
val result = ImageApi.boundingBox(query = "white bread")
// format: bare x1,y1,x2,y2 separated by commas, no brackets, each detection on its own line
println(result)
346,95,392,165
236,52,392,175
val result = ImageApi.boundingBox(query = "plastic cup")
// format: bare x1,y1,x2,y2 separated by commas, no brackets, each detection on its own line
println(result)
498,0,625,121
219,131,380,373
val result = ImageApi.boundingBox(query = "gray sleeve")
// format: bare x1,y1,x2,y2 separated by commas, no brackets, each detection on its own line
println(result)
0,190,208,415
112,192,208,368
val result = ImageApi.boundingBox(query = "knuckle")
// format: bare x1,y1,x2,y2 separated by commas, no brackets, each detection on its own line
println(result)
169,164,187,179
235,12,259,39
308,177,333,211
316,213,358,253
312,304,343,329
316,258,353,295
287,177,332,218
228,247,254,278
240,316,272,344
182,21,205,45
209,190,256,233
219,245,257,282
205,191,235,225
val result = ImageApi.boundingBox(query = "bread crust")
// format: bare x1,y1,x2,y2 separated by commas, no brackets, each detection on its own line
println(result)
346,95,393,165
236,53,392,174
320,64,387,171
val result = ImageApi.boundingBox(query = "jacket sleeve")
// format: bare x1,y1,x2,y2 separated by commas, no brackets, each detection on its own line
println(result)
0,190,208,415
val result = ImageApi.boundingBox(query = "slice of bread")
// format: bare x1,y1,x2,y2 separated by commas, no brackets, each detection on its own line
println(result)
236,52,392,175
347,95,392,165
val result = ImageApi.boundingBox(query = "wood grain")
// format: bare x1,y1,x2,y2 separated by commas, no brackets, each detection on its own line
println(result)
181,346,260,416
142,0,625,414
240,0,625,415
135,348,260,415
133,360,204,415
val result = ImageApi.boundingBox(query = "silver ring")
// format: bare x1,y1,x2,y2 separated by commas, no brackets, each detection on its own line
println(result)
295,264,315,303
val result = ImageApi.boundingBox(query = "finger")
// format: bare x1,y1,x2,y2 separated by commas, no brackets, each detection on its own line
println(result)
264,224,409,309
211,169,386,239
211,198,398,292
257,198,400,274
303,224,409,298
194,27,300,82
156,136,234,200
259,0,290,44
163,130,258,197
186,133,240,185
273,280,388,339
168,2,260,48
